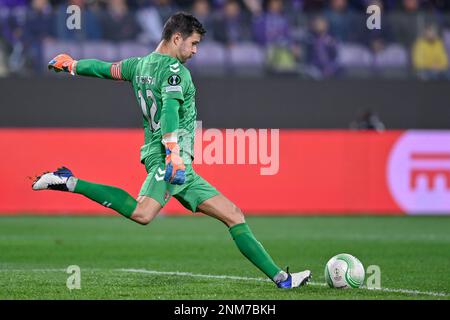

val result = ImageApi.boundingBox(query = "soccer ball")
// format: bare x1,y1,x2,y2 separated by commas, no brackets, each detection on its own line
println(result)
324,253,365,289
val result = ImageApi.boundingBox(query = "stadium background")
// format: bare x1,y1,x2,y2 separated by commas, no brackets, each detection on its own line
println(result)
1,0,449,215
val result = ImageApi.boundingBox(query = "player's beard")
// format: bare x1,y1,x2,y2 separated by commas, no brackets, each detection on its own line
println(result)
179,57,187,64
178,46,193,64
179,53,192,64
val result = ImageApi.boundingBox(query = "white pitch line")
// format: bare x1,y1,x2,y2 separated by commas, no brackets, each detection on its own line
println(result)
360,286,450,297
119,268,276,283
0,268,66,272
119,268,450,298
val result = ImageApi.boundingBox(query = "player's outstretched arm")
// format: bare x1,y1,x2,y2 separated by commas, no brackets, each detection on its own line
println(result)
48,53,138,81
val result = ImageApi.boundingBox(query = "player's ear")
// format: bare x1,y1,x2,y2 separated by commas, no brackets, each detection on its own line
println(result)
173,32,183,46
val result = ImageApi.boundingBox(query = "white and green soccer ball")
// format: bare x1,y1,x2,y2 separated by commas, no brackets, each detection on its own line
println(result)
324,253,365,289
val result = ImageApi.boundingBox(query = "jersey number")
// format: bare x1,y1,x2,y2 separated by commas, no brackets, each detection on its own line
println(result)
138,89,160,131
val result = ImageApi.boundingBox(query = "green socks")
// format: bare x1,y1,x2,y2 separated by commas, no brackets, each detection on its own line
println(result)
73,179,137,218
229,223,283,281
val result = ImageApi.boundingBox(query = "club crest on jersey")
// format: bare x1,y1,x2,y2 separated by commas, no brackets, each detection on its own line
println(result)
164,191,171,202
168,74,181,86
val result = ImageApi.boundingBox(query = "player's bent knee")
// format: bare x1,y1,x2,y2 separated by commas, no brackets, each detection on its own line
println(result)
131,197,161,225
134,214,153,225
131,208,157,226
228,205,245,226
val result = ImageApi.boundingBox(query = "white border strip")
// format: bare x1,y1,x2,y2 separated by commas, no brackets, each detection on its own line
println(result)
1,268,448,297
119,268,450,298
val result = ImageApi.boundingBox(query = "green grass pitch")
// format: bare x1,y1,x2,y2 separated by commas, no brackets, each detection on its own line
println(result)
0,215,449,300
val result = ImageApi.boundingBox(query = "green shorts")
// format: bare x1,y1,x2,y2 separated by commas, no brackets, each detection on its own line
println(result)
139,157,219,212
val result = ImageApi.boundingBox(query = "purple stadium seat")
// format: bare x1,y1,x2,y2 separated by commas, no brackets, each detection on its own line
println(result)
337,43,373,67
373,44,408,67
443,29,450,55
228,42,265,67
190,41,226,67
117,42,151,60
42,40,81,65
80,41,118,62
188,41,227,75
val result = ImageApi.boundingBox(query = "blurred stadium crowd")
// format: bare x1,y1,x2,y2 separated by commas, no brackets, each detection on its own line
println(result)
2,0,450,79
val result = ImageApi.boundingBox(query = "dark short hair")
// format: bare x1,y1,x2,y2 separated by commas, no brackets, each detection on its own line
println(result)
162,12,206,41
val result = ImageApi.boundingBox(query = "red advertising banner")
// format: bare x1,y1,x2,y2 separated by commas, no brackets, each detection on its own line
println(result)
1,129,449,215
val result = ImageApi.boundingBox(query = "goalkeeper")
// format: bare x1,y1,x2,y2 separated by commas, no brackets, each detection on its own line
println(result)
32,12,311,289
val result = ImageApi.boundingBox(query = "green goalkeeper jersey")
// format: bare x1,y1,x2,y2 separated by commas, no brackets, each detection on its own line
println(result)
119,53,196,165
